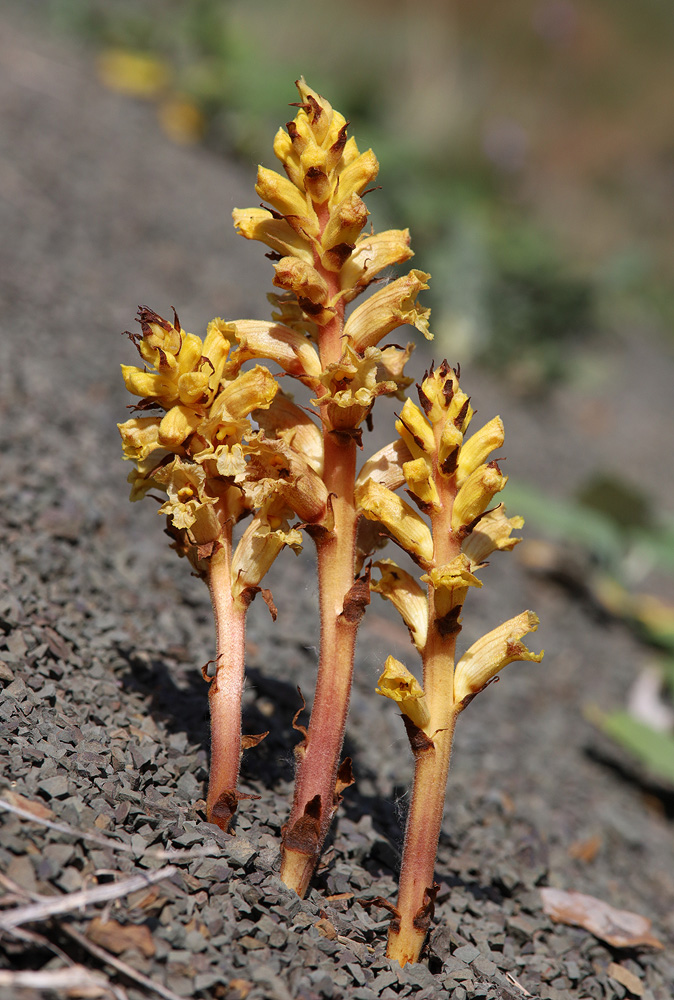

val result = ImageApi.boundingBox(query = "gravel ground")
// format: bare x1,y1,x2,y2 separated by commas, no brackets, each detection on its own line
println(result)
1,10,673,1000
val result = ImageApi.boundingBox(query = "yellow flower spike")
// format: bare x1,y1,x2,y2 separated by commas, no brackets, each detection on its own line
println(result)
452,462,508,533
232,208,314,263
343,270,432,352
158,405,202,449
462,505,524,567
340,229,414,300
372,560,429,651
396,397,436,459
355,439,412,493
254,393,324,475
118,417,162,463
457,416,505,487
453,611,544,705
356,479,433,566
229,320,322,382
255,166,317,234
376,656,430,732
231,502,303,606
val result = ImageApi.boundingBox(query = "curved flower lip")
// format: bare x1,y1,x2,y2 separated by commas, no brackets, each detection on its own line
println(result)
453,611,544,705
372,559,429,651
209,365,279,425
357,479,433,566
343,270,432,352
229,320,321,382
232,207,314,263
462,505,523,567
154,457,220,546
377,655,430,731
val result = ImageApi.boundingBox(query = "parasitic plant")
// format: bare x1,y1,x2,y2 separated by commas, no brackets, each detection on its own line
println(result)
230,79,431,895
359,362,543,965
119,80,543,963
119,308,302,831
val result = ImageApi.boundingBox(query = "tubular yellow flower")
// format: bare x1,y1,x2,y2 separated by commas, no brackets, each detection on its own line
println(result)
395,397,436,459
452,462,508,532
255,165,318,236
118,417,163,463
314,345,403,431
421,555,483,620
355,439,412,493
453,611,544,705
402,456,440,511
343,270,432,352
272,258,330,309
231,501,303,606
254,393,324,475
462,505,524,567
340,229,414,300
377,656,430,731
232,208,314,263
332,148,379,206
154,458,220,545
357,480,433,566
457,416,505,487
229,320,322,382
372,560,429,651
158,404,202,449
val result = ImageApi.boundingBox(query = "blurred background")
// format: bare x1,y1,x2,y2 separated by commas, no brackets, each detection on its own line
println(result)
7,0,674,792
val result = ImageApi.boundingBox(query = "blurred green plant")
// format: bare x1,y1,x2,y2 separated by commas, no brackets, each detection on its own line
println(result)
509,477,674,787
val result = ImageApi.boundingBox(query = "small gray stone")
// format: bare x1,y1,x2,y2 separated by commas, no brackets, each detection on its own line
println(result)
454,943,481,964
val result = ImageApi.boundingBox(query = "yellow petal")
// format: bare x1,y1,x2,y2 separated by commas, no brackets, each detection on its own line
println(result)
376,656,430,731
422,555,483,623
272,258,329,306
343,270,431,351
402,456,440,510
211,365,278,424
231,508,302,603
320,192,369,254
357,480,433,565
230,320,321,381
356,439,412,493
452,463,508,532
254,393,323,475
372,559,429,650
232,207,313,263
158,405,202,448
121,365,178,405
333,148,379,205
395,397,435,458
457,416,505,486
462,505,524,566
340,230,413,298
118,417,162,462
453,611,544,704
255,165,316,231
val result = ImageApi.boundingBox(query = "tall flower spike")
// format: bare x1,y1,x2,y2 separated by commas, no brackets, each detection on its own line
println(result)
363,361,542,965
119,308,301,834
231,79,431,898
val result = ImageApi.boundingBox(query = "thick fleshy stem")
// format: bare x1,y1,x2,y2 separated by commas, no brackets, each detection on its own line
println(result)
280,266,365,894
205,531,248,833
387,425,462,965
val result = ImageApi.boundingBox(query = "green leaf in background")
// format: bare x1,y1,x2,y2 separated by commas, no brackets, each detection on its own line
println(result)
593,709,674,786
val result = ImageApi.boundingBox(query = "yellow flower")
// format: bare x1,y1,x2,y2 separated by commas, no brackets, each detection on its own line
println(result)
376,656,430,731
118,417,163,463
457,416,505,487
254,393,324,475
154,458,220,545
462,505,524,567
229,319,321,383
340,230,414,300
231,499,303,606
421,555,482,623
357,479,433,566
355,440,412,493
453,611,544,705
452,462,508,533
343,270,432,352
372,560,429,651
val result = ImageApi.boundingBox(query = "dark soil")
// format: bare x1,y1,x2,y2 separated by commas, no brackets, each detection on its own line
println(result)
1,10,673,1000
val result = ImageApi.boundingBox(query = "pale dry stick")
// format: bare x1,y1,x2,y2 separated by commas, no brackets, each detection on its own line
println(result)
0,866,176,931
0,798,219,861
0,966,111,994
60,924,188,1000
